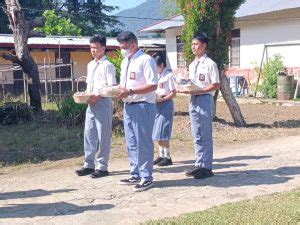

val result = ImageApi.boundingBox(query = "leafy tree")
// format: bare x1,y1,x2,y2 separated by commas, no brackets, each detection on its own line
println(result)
2,0,46,112
0,0,59,33
62,0,120,36
1,0,121,36
36,10,81,36
177,0,246,127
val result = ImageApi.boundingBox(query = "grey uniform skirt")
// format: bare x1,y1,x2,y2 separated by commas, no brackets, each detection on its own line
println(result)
152,99,174,141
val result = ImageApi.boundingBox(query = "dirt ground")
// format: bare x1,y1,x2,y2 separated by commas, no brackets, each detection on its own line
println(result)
0,96,300,224
0,135,299,225
172,96,300,147
0,96,299,169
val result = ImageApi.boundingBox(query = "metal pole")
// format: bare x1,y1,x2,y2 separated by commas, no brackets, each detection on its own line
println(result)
0,72,4,101
3,76,6,102
58,38,62,100
71,59,74,92
44,57,48,102
294,78,299,100
254,45,266,97
23,73,28,104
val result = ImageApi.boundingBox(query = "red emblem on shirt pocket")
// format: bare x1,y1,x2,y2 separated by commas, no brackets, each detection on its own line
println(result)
159,83,164,88
199,74,205,81
129,72,136,80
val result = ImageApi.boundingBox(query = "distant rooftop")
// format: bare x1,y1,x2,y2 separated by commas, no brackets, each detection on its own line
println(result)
0,35,165,49
140,0,300,33
236,0,300,18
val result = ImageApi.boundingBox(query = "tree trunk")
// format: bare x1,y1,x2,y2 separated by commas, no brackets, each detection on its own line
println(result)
23,57,42,110
2,0,45,112
220,70,246,127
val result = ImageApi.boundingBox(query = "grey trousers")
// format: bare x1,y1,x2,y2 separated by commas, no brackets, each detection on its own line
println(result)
83,97,113,170
123,102,156,182
189,94,214,169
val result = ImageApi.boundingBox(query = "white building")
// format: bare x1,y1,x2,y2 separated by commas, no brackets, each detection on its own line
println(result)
140,0,300,81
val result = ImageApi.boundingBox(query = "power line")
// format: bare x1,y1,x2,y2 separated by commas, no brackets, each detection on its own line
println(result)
0,3,183,21
2,3,300,23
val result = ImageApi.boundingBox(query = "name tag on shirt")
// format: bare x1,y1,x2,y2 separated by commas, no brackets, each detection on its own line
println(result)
199,74,206,81
130,72,136,80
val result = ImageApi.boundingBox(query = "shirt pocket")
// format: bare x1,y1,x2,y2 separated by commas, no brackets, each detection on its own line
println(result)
197,65,209,82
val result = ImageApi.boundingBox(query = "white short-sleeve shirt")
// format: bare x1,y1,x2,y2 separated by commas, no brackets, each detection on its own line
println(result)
156,68,176,96
86,55,116,95
120,49,158,103
188,53,220,96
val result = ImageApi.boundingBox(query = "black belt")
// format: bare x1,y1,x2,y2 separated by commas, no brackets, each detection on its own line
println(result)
125,101,147,105
194,93,211,97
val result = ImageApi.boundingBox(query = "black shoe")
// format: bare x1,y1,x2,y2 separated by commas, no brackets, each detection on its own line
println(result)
154,156,163,165
75,167,95,176
193,168,214,179
90,170,109,178
185,166,202,177
118,177,141,185
157,157,173,166
133,180,154,192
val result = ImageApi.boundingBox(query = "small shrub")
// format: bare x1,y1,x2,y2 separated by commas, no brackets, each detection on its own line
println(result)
107,49,122,83
56,94,87,126
0,101,33,125
256,54,285,98
107,49,124,117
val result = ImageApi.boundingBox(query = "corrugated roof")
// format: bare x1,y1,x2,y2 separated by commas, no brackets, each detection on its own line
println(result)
140,0,300,32
140,15,184,33
236,0,300,18
0,34,165,48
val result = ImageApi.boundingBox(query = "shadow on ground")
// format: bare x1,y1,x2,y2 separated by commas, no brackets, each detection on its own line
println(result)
154,166,300,189
0,202,114,218
0,189,76,200
215,117,300,129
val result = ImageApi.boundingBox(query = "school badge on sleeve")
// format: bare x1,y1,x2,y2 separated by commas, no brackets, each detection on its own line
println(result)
130,72,136,80
199,74,205,81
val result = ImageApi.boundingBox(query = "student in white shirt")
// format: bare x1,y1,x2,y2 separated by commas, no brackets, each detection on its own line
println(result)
75,34,116,178
152,52,176,167
179,32,220,179
116,31,158,192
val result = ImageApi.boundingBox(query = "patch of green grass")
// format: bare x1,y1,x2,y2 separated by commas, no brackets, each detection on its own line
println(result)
42,102,58,111
146,189,300,224
0,122,83,166
0,119,126,167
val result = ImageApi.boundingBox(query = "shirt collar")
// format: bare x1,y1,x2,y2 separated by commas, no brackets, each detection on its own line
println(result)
129,49,143,61
193,53,207,65
94,55,106,64
159,67,168,78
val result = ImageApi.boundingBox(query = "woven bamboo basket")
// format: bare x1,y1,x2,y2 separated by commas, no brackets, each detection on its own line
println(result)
73,76,91,104
175,80,201,93
98,86,119,98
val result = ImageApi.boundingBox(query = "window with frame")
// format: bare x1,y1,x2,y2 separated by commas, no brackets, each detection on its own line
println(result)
230,29,240,68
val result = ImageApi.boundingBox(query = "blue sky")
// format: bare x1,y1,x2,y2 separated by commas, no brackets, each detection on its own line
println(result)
105,0,147,13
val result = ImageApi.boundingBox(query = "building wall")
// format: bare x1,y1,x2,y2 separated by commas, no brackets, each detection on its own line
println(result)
31,50,56,80
0,50,14,85
71,51,92,80
166,27,181,71
236,16,300,69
